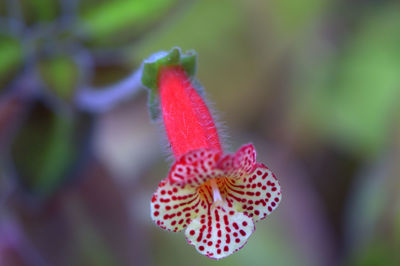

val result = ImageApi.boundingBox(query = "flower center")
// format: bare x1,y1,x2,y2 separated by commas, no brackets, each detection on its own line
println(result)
210,179,222,202
197,178,228,208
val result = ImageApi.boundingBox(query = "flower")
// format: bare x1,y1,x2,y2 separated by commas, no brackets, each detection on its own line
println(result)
142,48,281,260
151,144,281,259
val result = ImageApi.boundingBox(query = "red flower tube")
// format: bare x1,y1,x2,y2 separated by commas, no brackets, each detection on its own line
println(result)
141,48,281,260
159,65,221,157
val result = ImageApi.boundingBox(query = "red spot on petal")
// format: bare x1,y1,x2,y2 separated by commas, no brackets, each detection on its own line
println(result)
215,210,220,221
232,223,239,230
223,215,229,225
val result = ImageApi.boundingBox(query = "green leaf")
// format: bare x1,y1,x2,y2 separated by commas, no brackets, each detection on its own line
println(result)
81,0,177,42
39,55,79,101
0,36,23,89
11,102,92,196
21,0,59,23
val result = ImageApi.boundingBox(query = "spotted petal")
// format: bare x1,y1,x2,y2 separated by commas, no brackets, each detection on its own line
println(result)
233,144,256,173
168,148,222,186
219,144,257,178
151,179,202,232
185,204,255,260
224,164,281,222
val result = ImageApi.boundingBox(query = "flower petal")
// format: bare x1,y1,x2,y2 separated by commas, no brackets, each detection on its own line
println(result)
151,179,204,232
185,204,255,260
219,144,257,178
224,164,281,222
233,144,257,173
168,148,222,186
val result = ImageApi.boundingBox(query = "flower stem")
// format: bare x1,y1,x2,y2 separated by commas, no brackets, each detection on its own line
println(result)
75,66,143,112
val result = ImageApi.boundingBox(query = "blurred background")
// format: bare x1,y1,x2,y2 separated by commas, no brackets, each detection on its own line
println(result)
0,0,399,265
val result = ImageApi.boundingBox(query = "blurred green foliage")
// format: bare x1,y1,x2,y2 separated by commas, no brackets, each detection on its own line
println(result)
81,0,177,42
39,55,79,101
0,36,22,88
21,0,60,23
295,6,400,157
1,0,181,197
1,0,400,265
11,104,77,195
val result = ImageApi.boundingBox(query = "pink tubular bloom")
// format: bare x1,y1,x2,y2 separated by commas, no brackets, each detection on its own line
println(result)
149,63,282,260
159,66,222,157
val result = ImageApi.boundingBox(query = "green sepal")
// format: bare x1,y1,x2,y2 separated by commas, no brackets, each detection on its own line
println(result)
141,47,198,120
180,50,197,78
